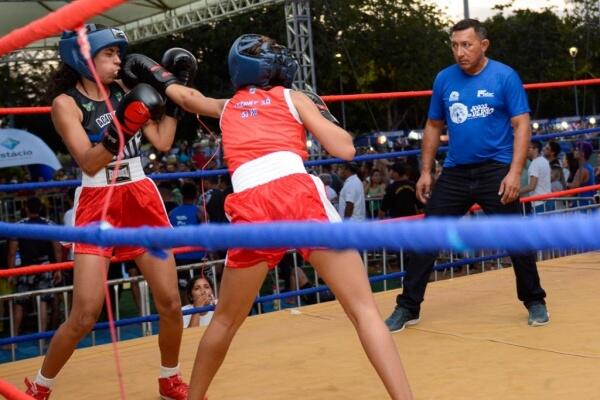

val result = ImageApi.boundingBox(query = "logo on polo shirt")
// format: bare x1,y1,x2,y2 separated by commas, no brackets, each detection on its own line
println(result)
449,91,459,102
477,90,495,98
449,103,495,124
449,103,469,124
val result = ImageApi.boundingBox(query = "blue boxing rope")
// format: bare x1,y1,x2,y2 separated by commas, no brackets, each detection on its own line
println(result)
0,128,598,193
0,214,598,252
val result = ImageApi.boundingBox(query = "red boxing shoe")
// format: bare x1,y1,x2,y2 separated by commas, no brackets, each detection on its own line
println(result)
159,374,189,400
24,377,52,400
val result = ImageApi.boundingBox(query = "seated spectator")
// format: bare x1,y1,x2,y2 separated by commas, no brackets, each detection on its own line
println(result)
182,276,216,327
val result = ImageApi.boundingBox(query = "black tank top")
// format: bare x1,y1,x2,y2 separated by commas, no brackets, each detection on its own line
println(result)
64,83,141,160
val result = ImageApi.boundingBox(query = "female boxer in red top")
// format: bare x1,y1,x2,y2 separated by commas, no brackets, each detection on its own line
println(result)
24,25,192,400
127,34,413,400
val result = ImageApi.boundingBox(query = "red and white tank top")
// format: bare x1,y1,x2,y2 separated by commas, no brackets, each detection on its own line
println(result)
220,86,307,174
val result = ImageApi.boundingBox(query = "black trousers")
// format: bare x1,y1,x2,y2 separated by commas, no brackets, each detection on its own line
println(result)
396,161,547,314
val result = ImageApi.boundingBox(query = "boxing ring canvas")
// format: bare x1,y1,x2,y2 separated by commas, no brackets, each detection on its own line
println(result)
1,253,599,399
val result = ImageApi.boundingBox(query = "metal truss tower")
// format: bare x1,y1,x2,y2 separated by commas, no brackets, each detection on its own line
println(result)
284,0,316,92
0,0,285,64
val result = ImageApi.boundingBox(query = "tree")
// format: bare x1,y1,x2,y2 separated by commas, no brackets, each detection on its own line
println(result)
310,0,452,133
484,9,577,118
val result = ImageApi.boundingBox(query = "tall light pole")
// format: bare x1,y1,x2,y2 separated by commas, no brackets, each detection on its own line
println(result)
334,52,347,129
463,0,470,19
569,46,580,117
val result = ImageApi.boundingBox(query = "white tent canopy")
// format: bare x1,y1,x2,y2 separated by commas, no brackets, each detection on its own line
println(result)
0,128,61,170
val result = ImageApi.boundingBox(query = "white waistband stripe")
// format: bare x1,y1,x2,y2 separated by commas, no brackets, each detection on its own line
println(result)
81,157,146,187
231,151,307,193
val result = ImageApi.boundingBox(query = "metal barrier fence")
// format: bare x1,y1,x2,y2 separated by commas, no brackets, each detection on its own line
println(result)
0,192,68,223
0,199,598,362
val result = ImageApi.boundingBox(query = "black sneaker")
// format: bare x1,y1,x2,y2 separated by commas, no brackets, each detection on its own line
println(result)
527,303,550,326
385,306,420,333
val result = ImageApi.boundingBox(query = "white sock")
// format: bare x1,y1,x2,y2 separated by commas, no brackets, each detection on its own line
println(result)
159,364,180,378
35,370,55,389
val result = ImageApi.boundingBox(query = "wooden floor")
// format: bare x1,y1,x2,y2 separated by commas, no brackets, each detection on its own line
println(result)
2,253,600,399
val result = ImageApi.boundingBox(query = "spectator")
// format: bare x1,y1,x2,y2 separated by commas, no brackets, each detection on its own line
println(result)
568,141,596,206
181,276,216,327
564,151,577,185
379,163,418,219
319,173,338,209
201,176,228,223
192,143,208,170
218,174,233,198
202,137,221,167
169,182,206,302
7,197,62,336
322,163,343,194
543,140,566,191
520,141,551,213
364,169,387,218
158,182,179,213
338,163,366,220
177,141,191,164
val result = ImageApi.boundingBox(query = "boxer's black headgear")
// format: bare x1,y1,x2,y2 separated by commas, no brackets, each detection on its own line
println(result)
228,34,298,90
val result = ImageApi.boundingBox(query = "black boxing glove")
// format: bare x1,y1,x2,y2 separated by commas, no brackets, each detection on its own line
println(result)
161,48,198,120
301,90,339,125
121,54,178,96
102,83,165,155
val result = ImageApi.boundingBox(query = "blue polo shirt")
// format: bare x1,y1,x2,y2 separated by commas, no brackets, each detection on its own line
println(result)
428,59,530,167
169,204,205,261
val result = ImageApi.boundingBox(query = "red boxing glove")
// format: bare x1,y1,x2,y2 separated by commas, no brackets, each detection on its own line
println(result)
102,83,165,155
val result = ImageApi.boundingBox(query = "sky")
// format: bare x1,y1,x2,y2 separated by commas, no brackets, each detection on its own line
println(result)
433,0,570,21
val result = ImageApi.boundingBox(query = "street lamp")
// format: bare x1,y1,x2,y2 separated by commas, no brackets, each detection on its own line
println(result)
569,46,579,117
334,52,347,129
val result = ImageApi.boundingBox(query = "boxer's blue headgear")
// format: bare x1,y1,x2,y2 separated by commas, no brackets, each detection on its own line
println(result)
228,34,298,90
59,24,128,80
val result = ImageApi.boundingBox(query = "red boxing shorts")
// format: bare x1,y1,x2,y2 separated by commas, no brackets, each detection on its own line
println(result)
225,153,341,269
73,158,170,259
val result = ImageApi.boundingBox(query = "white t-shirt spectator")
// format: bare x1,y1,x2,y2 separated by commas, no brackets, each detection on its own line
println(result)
338,174,366,220
182,304,214,328
527,156,551,207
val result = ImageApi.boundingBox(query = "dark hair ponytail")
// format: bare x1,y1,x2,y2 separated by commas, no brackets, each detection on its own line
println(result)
47,63,80,102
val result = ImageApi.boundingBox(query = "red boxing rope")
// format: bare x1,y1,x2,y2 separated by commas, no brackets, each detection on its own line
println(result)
0,0,127,57
3,78,600,115
321,78,600,102
0,246,205,278
0,107,52,115
387,183,600,222
0,379,35,400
